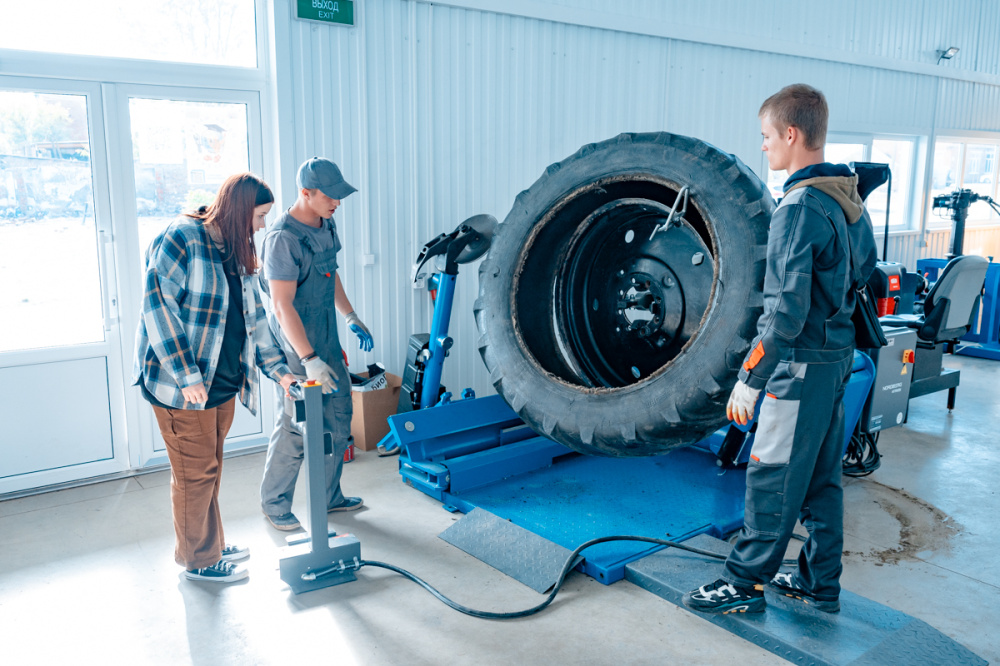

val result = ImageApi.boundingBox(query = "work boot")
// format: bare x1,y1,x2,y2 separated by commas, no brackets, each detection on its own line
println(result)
769,572,840,612
682,578,766,614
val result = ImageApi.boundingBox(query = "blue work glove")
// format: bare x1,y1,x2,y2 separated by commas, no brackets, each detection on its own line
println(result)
345,311,374,352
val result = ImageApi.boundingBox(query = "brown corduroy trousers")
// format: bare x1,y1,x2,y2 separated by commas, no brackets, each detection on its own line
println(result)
152,397,236,569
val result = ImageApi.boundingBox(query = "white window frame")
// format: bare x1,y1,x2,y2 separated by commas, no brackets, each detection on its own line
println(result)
829,133,921,234
0,0,279,489
926,131,1000,230
0,75,131,493
107,84,271,468
762,131,922,233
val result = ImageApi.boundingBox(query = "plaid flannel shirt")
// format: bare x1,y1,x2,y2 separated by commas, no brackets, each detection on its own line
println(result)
132,216,290,413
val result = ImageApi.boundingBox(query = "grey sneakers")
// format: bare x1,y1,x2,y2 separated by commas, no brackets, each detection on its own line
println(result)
265,512,302,531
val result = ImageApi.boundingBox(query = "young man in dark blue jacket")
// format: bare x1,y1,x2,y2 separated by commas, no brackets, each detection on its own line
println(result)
683,84,878,614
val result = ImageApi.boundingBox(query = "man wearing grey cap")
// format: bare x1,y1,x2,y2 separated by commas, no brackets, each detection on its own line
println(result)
259,157,374,531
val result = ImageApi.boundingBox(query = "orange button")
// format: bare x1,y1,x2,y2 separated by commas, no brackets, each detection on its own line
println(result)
902,349,915,364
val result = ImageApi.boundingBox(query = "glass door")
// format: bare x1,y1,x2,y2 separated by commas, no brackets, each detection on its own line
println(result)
109,85,273,467
0,78,129,493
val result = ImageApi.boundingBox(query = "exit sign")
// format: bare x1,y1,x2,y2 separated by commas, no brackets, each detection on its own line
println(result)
297,0,354,26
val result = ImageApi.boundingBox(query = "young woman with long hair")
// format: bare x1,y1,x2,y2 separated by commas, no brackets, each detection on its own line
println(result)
133,173,295,583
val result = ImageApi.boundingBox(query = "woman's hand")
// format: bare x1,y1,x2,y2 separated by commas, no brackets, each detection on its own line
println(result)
279,373,297,396
181,382,208,404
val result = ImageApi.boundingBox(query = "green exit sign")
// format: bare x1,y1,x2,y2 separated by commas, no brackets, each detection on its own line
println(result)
297,0,354,26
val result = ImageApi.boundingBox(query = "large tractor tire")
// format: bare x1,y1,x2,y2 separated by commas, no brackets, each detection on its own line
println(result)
475,132,774,457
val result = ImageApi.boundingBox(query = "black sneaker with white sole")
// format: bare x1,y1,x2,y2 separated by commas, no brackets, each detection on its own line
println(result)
769,572,840,612
184,559,248,583
220,544,250,562
682,578,766,614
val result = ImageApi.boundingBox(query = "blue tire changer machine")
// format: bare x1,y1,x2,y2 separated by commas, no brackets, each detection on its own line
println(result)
274,176,987,664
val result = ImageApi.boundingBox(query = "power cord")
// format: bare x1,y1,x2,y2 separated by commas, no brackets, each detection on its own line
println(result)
843,422,881,477
357,534,800,620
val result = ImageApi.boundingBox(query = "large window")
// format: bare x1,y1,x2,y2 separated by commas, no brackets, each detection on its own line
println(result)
0,0,270,493
0,90,104,352
929,138,1000,227
765,134,918,230
128,98,251,259
0,0,257,68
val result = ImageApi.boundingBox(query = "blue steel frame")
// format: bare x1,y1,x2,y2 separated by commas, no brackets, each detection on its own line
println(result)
419,272,458,409
388,351,875,584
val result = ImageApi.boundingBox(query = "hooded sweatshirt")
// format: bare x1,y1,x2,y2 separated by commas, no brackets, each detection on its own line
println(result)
738,163,879,390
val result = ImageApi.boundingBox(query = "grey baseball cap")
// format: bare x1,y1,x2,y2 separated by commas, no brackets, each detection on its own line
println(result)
297,157,357,200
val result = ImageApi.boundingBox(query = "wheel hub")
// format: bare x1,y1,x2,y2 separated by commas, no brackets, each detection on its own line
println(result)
557,196,714,387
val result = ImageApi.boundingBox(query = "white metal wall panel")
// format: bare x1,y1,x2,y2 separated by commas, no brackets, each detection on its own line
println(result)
881,233,921,270
874,228,998,273
959,226,1000,261
482,0,999,78
976,2,1000,77
936,78,1000,131
924,229,953,261
272,0,1000,398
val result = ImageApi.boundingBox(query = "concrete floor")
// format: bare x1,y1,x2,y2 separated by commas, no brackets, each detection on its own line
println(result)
0,354,996,665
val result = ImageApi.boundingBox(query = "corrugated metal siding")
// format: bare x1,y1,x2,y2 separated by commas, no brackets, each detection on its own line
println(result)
936,78,1000,131
876,228,998,273
489,0,999,78
958,226,1000,261
924,229,954,261
273,0,1000,397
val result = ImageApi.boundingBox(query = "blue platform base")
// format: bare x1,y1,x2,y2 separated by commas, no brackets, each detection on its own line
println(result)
955,342,1000,360
432,446,747,585
626,534,987,666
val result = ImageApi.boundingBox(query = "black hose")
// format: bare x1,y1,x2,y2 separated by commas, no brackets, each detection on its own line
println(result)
843,426,881,477
358,533,797,620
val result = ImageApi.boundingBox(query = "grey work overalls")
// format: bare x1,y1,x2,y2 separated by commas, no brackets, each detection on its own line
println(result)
723,187,860,603
259,216,353,517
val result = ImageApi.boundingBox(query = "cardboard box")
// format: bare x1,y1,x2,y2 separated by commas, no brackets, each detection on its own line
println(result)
350,372,402,451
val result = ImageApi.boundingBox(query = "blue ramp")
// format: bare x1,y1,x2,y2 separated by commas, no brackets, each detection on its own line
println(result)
446,447,747,584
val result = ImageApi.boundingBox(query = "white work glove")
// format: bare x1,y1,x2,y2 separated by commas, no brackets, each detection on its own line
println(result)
345,311,374,352
726,380,761,426
302,356,340,394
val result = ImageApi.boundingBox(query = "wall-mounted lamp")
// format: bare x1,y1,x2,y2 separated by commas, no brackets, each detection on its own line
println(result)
937,46,960,64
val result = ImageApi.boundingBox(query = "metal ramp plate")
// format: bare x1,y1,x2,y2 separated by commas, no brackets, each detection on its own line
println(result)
442,447,747,584
625,534,987,666
439,508,581,594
